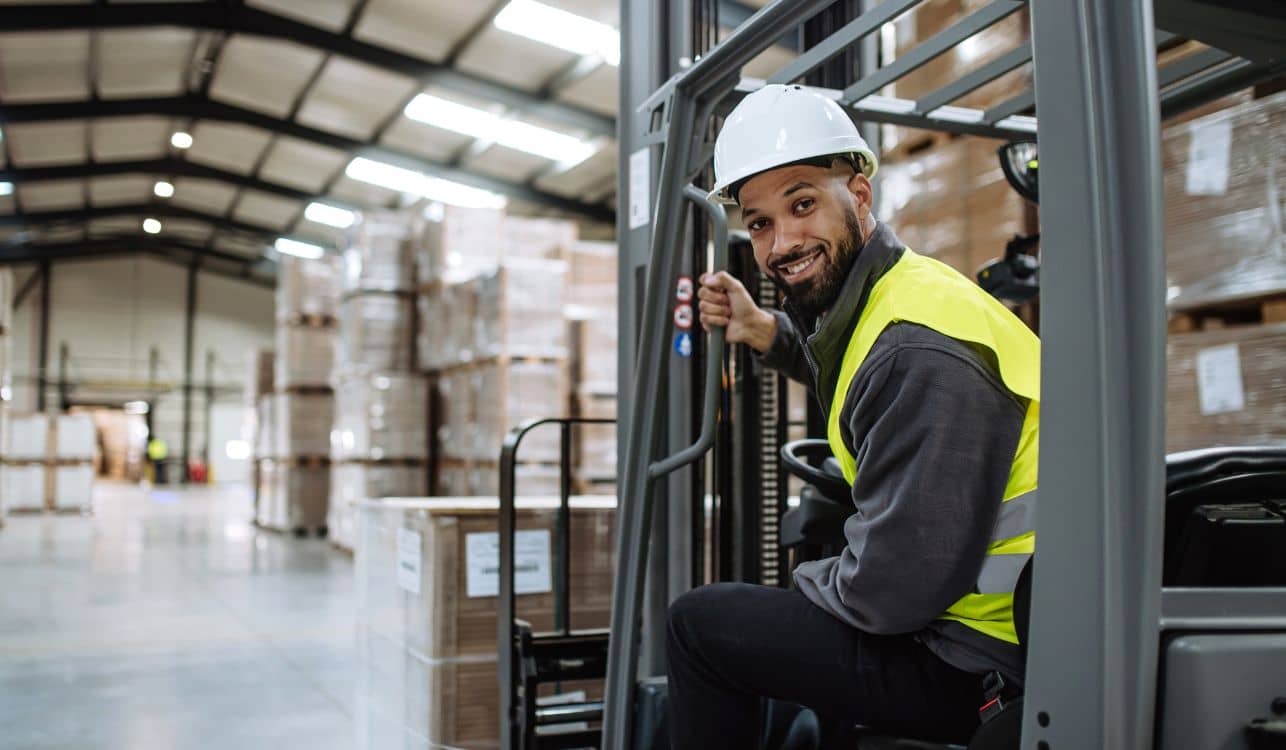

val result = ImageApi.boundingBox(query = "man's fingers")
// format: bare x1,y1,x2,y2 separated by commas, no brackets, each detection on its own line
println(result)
700,312,730,329
698,300,731,318
696,286,728,303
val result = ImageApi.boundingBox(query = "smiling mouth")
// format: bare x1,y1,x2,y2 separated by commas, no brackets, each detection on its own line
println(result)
774,249,822,281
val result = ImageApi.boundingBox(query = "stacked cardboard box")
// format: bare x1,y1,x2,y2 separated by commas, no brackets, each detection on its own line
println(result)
566,241,619,495
259,256,339,534
330,211,432,552
0,413,96,513
354,495,616,749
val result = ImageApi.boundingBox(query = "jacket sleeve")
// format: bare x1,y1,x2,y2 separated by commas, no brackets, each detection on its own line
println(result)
792,326,1026,634
754,309,813,387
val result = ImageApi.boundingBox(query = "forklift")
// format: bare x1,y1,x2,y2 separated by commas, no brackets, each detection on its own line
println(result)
498,0,1286,748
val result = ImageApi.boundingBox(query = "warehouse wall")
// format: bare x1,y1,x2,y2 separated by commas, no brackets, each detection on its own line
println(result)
9,255,274,462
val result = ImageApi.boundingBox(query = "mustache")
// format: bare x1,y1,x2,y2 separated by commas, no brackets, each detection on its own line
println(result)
768,245,825,273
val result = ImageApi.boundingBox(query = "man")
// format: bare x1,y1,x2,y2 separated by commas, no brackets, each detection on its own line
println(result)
668,84,1040,748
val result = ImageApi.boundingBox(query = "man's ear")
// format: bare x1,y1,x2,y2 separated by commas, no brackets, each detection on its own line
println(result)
847,171,873,216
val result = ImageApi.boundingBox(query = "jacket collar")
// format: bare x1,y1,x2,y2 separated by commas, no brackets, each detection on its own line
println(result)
786,221,905,405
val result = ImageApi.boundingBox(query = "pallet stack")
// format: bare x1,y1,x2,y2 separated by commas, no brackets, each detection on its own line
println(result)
258,255,339,535
354,495,616,749
1,413,96,514
566,241,619,496
418,212,574,498
1162,91,1286,453
328,211,430,552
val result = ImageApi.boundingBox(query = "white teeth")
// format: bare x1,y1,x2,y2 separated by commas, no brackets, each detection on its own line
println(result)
783,255,815,276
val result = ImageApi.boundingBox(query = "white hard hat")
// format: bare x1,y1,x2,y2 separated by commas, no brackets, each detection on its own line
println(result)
708,83,878,205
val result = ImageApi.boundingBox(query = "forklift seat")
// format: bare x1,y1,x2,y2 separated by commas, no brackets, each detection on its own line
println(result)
776,441,1286,750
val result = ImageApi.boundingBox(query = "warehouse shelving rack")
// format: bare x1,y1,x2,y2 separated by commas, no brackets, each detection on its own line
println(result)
605,1,1286,748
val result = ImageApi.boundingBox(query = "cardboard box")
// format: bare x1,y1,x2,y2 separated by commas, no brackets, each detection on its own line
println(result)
337,293,417,375
50,464,94,511
1166,322,1286,453
1,463,46,512
343,211,417,294
271,392,335,459
355,496,616,749
332,373,432,461
54,414,96,460
1162,92,1286,309
276,255,340,322
257,459,329,531
329,462,430,550
274,325,335,389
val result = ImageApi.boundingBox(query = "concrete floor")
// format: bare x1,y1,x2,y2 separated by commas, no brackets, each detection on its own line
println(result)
0,482,356,750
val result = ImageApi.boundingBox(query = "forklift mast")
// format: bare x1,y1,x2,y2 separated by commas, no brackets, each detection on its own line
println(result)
608,0,1286,748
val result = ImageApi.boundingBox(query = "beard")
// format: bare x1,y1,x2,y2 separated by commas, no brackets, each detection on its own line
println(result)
768,207,864,320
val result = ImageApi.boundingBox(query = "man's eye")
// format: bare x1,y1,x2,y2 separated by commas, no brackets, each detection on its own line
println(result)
794,198,814,213
748,219,768,232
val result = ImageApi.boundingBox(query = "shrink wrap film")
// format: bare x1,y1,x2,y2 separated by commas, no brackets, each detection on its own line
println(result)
7,413,49,461
51,464,94,511
337,294,416,374
1162,92,1286,309
331,373,431,461
469,360,567,463
435,370,475,463
274,325,335,389
344,211,417,294
412,205,505,286
54,414,96,460
499,215,577,262
254,397,275,459
256,459,329,531
328,463,429,551
276,255,340,322
574,391,617,488
472,261,569,361
354,496,615,749
2,464,47,512
271,392,335,459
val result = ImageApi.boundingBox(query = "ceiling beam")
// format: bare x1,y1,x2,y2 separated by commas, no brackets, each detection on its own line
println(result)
0,96,615,222
0,202,320,251
0,158,358,210
0,2,614,138
719,0,803,52
0,236,276,288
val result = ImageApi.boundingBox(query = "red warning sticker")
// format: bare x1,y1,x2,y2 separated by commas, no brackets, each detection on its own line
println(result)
675,275,695,302
673,303,694,330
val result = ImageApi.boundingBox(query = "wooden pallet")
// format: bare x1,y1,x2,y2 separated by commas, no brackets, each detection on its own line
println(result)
1168,294,1286,334
280,312,338,328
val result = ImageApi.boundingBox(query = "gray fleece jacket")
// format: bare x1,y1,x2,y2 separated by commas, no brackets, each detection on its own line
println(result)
759,222,1027,684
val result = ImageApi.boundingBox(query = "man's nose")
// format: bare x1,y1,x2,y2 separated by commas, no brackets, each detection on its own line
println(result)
773,221,806,260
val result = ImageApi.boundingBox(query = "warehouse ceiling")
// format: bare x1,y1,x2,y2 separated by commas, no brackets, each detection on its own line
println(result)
0,0,788,281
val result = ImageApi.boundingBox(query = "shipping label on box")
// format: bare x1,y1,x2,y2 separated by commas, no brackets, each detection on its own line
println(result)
397,527,422,594
465,529,552,598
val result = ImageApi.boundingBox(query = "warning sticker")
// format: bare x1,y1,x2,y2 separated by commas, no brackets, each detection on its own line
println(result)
676,276,694,302
673,303,694,330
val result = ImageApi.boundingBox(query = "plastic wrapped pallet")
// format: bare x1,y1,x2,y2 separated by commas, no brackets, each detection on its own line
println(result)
274,325,335,389
337,294,416,374
277,464,329,531
435,370,475,463
254,397,276,459
50,464,94,511
2,463,46,512
1162,92,1286,310
272,393,335,458
354,496,616,750
499,216,577,263
440,279,479,368
277,255,341,322
1166,322,1286,453
413,205,506,286
6,413,49,461
332,373,431,461
54,414,96,460
415,291,444,372
256,459,281,528
470,360,567,463
574,391,617,493
344,211,416,294
329,463,430,550
473,261,569,361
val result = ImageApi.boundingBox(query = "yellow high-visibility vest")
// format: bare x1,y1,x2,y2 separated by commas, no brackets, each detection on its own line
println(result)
826,249,1039,644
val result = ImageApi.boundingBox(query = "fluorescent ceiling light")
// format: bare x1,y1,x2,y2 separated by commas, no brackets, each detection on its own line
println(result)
345,157,507,210
494,0,620,66
171,131,193,149
404,94,596,165
142,218,162,234
153,180,174,198
123,400,150,415
274,237,325,259
304,201,356,228
0,182,12,197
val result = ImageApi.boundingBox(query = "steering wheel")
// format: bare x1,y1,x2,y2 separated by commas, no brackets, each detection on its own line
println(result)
781,439,851,502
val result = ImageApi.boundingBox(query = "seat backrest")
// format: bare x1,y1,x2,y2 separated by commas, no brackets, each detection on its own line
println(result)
1012,557,1033,656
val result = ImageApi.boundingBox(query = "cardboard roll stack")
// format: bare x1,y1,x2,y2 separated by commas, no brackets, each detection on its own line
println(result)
258,255,340,535
354,496,616,750
328,211,432,552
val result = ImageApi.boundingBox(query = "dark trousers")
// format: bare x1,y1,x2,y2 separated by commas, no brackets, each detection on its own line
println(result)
666,583,984,750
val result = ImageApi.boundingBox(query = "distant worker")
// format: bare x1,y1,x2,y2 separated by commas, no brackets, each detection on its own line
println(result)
147,435,168,485
672,84,1040,747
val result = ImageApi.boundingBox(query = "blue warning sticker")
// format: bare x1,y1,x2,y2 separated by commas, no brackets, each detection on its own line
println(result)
674,331,694,358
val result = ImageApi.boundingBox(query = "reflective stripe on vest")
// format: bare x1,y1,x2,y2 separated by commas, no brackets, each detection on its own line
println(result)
826,248,1040,645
